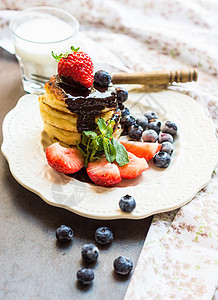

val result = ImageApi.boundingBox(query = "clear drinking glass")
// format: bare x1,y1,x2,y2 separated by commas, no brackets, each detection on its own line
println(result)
10,6,79,94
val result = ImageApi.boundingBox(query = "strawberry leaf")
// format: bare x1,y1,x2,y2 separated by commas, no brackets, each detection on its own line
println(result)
51,50,71,62
51,45,80,62
71,46,80,52
51,51,63,62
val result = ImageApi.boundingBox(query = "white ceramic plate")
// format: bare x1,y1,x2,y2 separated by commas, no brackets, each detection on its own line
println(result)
1,91,218,219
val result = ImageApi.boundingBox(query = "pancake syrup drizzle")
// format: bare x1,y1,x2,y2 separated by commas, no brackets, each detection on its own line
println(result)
56,76,117,133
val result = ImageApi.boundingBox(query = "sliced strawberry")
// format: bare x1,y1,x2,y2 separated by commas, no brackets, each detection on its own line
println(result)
87,157,122,187
119,140,162,161
46,143,84,174
118,152,148,179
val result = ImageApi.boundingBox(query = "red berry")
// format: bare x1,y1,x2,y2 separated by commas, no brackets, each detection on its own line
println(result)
46,143,84,174
87,157,122,187
57,49,94,88
118,152,148,179
120,140,162,161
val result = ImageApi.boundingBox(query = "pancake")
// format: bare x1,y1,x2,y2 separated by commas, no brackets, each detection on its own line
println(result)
39,96,115,132
43,75,116,116
43,121,123,147
39,75,122,146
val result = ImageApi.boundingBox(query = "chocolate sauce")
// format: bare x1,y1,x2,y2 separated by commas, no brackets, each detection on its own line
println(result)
69,167,93,183
56,77,117,132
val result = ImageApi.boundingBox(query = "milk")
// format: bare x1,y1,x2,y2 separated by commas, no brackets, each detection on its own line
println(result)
14,17,75,78
11,7,79,93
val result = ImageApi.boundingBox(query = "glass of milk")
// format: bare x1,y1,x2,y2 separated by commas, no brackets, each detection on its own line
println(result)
10,6,79,94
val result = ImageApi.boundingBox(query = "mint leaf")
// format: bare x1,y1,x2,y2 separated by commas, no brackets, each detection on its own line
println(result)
78,131,99,167
76,141,87,157
96,136,104,151
77,118,126,167
108,141,117,162
111,138,129,166
103,138,116,163
83,131,98,139
97,118,108,135
105,120,115,139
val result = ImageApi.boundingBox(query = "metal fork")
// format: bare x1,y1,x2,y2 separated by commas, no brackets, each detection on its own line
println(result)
31,74,50,84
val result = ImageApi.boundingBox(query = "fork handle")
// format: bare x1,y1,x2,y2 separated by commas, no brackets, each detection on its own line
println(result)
111,68,198,85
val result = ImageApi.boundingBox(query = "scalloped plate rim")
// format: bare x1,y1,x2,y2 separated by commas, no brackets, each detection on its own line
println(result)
1,92,218,220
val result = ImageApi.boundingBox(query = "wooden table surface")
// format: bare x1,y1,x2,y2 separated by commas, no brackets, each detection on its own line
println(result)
0,47,152,300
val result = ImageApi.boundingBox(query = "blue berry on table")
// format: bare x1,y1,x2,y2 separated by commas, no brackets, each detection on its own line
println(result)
114,256,133,275
148,120,161,134
119,194,136,213
161,141,174,155
142,129,158,143
159,132,173,144
121,107,130,118
81,244,99,263
144,110,158,122
162,121,178,136
116,87,128,104
94,70,111,87
56,225,74,243
153,151,171,168
95,227,114,245
128,124,143,140
121,115,136,130
136,116,148,130
77,268,94,285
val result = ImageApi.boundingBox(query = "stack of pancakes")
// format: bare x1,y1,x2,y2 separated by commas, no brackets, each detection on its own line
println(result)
39,76,122,147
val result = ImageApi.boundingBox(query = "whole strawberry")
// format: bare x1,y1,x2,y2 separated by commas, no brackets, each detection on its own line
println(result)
52,46,94,88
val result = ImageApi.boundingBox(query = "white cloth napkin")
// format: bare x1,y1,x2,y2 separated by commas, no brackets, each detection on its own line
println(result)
1,1,218,298
125,174,218,299
0,10,18,54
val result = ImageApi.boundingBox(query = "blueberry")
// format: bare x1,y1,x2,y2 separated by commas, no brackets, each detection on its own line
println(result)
81,244,99,263
142,129,158,143
148,120,161,134
114,256,133,275
94,70,111,87
162,121,178,136
95,227,114,245
121,107,130,118
159,132,173,144
116,88,128,104
161,142,174,155
77,268,94,285
128,124,143,140
136,116,148,130
121,115,136,130
56,225,74,243
119,194,136,213
144,110,158,122
153,151,171,168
